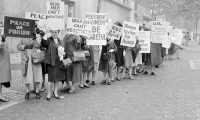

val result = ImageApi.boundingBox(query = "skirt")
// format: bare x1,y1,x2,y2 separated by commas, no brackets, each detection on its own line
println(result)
135,53,142,66
125,49,135,67
48,58,65,82
161,48,166,57
66,62,83,83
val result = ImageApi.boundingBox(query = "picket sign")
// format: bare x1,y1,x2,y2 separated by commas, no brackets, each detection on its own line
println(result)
46,1,65,30
120,21,139,47
85,13,107,45
107,24,122,40
66,17,92,37
172,29,183,46
138,31,151,53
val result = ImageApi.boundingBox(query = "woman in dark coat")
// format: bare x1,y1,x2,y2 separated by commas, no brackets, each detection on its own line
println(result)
0,34,11,102
63,34,83,93
114,22,124,81
42,29,65,100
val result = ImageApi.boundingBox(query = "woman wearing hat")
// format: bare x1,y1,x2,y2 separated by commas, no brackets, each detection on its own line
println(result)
42,29,65,100
0,34,11,102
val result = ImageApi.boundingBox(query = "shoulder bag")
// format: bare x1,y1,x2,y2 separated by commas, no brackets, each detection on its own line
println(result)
32,51,46,64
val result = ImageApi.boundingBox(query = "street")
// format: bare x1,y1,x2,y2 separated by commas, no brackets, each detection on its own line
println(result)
0,41,200,120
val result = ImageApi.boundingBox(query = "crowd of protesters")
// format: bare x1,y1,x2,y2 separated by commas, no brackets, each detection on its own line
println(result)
0,21,190,102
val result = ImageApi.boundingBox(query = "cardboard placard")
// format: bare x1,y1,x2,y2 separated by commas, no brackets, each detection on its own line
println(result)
85,13,107,45
46,1,64,30
107,24,122,40
138,31,151,53
120,21,139,47
4,16,35,38
66,17,92,37
173,29,183,46
151,21,169,43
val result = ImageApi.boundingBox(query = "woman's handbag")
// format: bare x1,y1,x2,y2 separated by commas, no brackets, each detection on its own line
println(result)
32,51,46,64
72,51,86,62
62,58,72,68
102,53,108,60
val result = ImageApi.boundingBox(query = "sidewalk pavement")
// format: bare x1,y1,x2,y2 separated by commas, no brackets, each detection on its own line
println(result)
0,45,200,120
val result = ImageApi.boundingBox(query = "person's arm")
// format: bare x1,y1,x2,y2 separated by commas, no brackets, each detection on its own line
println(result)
17,39,33,51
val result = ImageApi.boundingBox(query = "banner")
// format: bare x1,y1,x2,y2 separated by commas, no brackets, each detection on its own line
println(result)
151,21,169,43
121,21,139,47
138,31,150,53
66,17,92,37
47,1,64,30
85,13,107,45
4,16,35,38
25,12,50,39
107,24,122,40
173,29,183,45
0,21,3,35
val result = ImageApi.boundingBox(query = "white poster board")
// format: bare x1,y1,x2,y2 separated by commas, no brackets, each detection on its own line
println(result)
107,24,122,40
66,17,92,37
138,31,151,53
121,21,139,47
85,13,107,45
151,21,169,43
25,12,50,39
105,18,112,31
173,29,183,46
46,1,64,30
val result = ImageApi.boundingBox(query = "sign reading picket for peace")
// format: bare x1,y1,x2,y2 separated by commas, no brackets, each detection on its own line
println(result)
66,17,92,37
25,12,50,39
4,16,35,38
121,21,139,47
137,31,151,53
173,29,183,46
107,24,122,40
46,1,64,30
85,13,107,45
150,21,169,43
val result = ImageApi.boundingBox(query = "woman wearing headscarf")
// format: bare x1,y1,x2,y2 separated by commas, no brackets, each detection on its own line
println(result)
63,34,84,93
0,34,11,102
17,32,43,100
42,29,65,100
114,22,125,81
99,38,117,85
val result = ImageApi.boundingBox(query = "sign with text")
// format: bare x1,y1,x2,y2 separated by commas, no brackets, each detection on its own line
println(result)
121,21,139,47
138,31,150,53
85,13,107,45
162,33,171,48
173,29,183,46
4,16,35,38
47,1,64,30
66,17,92,37
25,12,50,39
107,24,122,40
151,21,169,43
105,18,112,31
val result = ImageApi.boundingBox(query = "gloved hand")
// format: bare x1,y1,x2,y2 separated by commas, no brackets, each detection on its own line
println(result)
109,49,115,53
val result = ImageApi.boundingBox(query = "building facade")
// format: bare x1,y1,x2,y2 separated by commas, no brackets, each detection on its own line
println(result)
0,0,135,52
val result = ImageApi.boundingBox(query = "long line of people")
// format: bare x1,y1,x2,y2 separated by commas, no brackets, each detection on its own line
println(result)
0,22,183,102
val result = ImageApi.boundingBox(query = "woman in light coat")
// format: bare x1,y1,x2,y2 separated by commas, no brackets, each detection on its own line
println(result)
0,34,11,102
17,34,43,100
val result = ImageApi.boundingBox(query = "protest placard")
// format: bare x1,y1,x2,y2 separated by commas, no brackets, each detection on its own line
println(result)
4,16,35,38
162,33,171,48
85,13,107,45
120,21,139,47
151,21,169,43
138,31,150,53
107,24,122,40
66,17,92,37
25,12,50,39
173,29,183,46
105,18,112,31
46,1,64,30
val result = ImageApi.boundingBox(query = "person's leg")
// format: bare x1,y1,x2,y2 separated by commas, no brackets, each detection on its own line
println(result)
80,72,86,88
101,71,107,84
177,49,180,59
121,66,126,79
129,66,134,80
116,67,121,80
161,57,164,66
40,74,46,92
90,71,96,85
46,82,53,100
53,81,64,98
34,82,40,99
24,84,30,100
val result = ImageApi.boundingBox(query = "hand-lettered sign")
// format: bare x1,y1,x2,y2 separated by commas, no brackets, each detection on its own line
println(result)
85,13,107,45
4,16,35,38
120,21,139,47
138,31,151,53
107,24,122,40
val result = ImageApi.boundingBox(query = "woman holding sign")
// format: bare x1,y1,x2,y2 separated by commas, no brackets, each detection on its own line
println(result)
0,34,11,102
42,29,65,100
